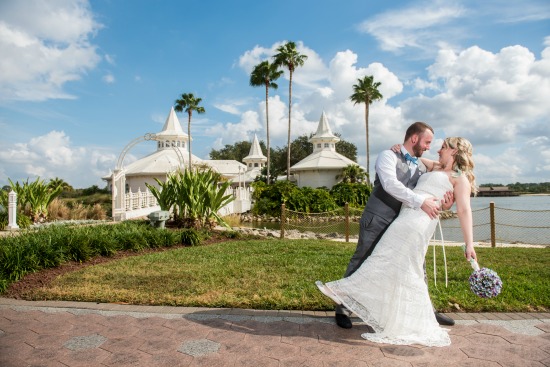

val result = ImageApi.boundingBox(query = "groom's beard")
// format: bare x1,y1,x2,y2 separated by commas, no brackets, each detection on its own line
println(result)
412,142,423,157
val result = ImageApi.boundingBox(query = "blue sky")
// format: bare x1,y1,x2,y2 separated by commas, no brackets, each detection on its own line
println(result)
0,0,549,188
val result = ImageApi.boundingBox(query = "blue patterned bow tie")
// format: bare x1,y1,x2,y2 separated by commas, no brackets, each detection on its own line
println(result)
404,153,418,165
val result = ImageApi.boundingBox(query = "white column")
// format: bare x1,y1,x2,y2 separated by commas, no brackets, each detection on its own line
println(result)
7,190,19,230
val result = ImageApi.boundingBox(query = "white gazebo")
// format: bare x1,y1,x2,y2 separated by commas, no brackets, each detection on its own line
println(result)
104,107,252,220
289,112,364,189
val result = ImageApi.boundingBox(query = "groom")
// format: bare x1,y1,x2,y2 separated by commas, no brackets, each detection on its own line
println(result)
335,121,455,328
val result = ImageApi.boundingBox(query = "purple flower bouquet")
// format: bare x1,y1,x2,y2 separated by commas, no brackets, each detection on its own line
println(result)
467,259,503,298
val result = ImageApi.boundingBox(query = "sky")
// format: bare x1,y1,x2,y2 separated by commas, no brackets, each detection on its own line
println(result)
0,0,549,189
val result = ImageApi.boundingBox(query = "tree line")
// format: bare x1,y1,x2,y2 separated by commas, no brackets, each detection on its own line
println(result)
481,182,550,194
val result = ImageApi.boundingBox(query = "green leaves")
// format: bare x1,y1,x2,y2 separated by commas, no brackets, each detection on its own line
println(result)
148,168,234,229
8,177,63,223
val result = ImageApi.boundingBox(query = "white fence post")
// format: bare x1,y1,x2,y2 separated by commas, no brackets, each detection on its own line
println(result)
7,190,19,230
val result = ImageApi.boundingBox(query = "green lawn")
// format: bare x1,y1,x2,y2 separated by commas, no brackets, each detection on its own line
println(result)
23,239,550,312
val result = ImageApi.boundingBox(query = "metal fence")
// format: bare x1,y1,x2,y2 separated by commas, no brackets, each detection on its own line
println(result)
280,202,550,246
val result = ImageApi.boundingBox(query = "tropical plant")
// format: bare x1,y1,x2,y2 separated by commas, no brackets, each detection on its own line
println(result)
337,164,367,183
250,60,283,184
145,178,175,212
174,93,206,170
272,41,308,180
9,178,63,223
350,75,383,180
154,168,234,229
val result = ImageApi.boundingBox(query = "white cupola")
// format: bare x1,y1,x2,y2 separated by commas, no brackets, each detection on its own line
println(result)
242,134,267,171
310,111,340,153
154,107,189,151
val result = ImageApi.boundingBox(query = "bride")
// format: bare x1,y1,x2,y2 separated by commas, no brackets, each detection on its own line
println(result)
316,137,478,347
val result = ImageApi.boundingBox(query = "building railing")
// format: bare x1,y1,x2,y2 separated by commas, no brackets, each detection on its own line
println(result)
279,202,550,246
123,186,253,217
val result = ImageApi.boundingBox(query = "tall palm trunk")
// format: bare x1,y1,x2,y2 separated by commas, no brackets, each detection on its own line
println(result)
287,70,293,181
365,100,370,178
265,83,271,184
188,113,192,170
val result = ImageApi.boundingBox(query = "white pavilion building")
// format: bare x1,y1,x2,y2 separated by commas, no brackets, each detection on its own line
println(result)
104,107,251,220
289,112,364,189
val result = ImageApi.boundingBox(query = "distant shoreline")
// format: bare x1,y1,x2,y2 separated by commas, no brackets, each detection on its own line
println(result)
519,193,550,196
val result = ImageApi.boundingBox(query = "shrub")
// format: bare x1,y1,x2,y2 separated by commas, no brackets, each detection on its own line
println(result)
181,228,202,246
330,182,371,208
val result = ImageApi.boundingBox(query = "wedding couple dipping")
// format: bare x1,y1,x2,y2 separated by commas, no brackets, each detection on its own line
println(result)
316,122,478,347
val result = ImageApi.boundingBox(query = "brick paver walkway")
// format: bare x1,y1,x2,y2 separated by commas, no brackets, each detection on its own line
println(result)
1,298,549,366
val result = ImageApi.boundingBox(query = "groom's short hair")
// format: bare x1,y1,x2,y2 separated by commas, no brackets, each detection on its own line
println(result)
404,122,434,141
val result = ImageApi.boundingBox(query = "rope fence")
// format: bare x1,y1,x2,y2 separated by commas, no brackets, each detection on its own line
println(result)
280,202,550,246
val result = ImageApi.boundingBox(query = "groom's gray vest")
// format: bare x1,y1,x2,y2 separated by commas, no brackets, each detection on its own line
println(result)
366,151,427,221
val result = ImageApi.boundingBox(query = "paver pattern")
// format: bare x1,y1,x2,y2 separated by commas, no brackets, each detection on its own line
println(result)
0,298,549,366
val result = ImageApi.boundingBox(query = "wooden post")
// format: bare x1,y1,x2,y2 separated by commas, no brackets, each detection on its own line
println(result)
345,202,349,243
490,201,496,248
280,203,285,239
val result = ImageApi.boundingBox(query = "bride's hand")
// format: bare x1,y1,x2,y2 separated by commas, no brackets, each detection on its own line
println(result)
390,144,401,153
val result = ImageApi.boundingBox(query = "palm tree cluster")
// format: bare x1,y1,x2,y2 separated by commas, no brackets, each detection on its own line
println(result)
249,42,383,184
176,42,383,184
250,41,308,182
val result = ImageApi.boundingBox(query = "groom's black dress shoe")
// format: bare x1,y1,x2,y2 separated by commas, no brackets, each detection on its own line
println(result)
435,312,455,326
335,313,353,329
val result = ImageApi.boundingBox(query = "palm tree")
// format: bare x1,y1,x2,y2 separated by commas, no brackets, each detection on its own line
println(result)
337,164,367,183
272,41,308,181
350,75,383,181
174,93,206,170
249,60,283,185
48,177,73,192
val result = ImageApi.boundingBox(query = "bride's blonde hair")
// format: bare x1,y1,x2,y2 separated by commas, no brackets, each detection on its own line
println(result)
444,137,478,195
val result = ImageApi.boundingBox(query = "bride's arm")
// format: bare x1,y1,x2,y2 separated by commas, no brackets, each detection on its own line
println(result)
389,144,441,172
419,157,441,172
453,174,477,261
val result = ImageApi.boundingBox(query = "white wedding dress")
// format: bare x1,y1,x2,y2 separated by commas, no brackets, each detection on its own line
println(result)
323,171,452,347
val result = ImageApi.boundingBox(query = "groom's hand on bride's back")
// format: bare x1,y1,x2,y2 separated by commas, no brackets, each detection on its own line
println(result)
421,198,440,219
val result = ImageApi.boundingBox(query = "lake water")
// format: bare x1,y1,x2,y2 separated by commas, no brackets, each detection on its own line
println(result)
242,195,550,245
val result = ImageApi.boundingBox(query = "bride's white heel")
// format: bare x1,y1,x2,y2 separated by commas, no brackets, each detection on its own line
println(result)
315,281,342,305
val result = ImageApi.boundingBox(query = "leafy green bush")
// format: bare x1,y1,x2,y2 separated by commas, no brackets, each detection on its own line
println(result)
330,182,371,207
180,228,202,246
287,187,337,213
251,181,342,215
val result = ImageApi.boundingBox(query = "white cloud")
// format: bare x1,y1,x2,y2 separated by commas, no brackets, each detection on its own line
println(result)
357,1,466,53
0,0,102,101
204,110,262,145
402,44,550,143
0,130,116,188
102,73,115,84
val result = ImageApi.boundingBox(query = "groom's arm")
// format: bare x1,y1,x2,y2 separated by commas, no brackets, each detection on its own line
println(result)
376,151,440,219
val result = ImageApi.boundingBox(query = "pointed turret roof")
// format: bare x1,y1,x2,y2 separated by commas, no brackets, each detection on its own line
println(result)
156,107,188,138
243,134,267,161
290,112,363,173
310,111,339,141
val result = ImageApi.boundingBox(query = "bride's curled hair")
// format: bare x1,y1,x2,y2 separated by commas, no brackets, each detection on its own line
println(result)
445,137,478,195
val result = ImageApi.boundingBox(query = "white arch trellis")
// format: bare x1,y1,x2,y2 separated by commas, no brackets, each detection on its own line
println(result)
111,133,185,221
